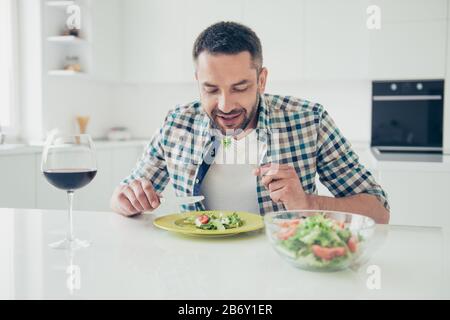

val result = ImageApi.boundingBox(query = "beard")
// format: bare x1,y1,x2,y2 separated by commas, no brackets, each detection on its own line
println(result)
208,94,260,136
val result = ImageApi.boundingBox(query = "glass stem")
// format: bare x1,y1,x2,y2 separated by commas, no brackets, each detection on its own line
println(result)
67,190,75,242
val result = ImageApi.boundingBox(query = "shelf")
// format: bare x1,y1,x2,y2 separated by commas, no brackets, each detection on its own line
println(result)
47,35,88,44
46,1,75,7
48,70,87,77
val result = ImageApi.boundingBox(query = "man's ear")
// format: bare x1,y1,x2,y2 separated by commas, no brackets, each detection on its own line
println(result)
258,67,268,94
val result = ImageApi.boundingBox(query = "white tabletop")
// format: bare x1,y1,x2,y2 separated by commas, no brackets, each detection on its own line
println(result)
1,208,449,300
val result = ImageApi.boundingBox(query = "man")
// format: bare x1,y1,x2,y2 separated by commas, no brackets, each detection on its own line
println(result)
110,21,390,224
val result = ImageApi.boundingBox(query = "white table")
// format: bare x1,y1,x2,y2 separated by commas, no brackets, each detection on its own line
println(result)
1,208,449,299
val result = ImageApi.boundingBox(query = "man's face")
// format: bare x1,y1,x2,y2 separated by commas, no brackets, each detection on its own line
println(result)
195,51,267,135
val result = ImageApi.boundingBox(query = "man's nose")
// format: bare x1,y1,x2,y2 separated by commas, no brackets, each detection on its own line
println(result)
217,93,234,113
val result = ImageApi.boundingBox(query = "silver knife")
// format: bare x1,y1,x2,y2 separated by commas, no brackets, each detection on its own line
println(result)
142,195,204,214
160,195,204,205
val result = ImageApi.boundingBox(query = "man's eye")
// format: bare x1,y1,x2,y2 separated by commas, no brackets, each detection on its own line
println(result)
234,86,248,92
205,88,218,94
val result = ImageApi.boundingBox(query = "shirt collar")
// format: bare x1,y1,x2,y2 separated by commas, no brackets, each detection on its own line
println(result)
256,94,272,134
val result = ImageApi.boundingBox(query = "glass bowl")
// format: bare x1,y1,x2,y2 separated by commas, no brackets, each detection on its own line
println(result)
264,210,376,272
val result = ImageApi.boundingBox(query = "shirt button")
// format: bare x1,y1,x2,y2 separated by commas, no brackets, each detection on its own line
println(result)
196,179,200,184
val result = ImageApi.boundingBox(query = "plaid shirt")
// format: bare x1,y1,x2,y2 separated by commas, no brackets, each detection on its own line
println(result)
122,94,389,215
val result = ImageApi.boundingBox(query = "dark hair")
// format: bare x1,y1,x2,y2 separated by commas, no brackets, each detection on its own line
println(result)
193,21,263,70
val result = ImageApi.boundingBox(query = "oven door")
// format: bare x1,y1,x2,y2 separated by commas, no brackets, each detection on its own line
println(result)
371,95,443,150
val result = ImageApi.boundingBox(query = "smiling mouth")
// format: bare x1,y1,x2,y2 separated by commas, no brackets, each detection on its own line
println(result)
217,110,243,120
216,112,243,128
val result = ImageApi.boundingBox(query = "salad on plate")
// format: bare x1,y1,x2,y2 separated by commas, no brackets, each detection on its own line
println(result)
182,211,244,230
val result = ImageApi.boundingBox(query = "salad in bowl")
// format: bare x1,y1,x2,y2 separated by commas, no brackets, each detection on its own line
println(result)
264,210,376,272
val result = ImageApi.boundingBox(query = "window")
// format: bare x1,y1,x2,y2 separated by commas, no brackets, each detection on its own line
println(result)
0,0,17,132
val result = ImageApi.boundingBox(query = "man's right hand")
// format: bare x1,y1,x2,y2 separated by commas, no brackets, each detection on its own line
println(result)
110,179,161,216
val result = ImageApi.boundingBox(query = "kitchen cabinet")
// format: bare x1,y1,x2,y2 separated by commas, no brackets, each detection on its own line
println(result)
0,143,146,212
378,169,450,228
242,0,304,81
303,0,370,80
369,20,447,79
121,0,448,82
0,154,36,209
36,146,145,212
368,0,448,79
0,209,13,299
318,165,450,229
368,0,448,22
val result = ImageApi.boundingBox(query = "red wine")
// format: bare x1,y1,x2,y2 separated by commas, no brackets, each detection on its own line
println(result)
43,169,97,191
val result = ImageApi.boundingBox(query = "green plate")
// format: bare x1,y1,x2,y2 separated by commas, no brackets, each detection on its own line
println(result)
153,210,264,237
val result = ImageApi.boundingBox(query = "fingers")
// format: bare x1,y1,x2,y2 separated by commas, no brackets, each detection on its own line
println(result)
269,187,286,203
113,180,162,217
254,163,292,176
141,179,161,209
130,180,152,211
261,170,293,187
122,186,144,212
253,163,277,176
117,190,140,216
267,179,286,192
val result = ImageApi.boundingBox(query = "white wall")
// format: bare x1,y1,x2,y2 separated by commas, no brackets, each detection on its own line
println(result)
111,82,198,139
43,77,116,138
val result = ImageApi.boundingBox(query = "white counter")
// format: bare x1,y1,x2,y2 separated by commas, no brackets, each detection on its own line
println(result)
0,139,148,156
349,141,450,172
1,208,449,299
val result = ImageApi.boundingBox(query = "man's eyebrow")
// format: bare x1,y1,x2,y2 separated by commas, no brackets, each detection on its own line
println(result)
232,79,250,86
203,82,218,87
202,79,251,87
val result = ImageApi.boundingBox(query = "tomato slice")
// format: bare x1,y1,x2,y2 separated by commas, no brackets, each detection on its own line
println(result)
197,214,210,224
277,219,302,228
277,226,297,240
347,236,358,253
312,245,347,260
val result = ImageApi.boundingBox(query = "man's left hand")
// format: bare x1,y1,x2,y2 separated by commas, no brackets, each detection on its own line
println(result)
253,163,313,210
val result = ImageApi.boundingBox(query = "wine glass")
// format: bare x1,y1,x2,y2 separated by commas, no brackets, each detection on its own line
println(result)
41,133,97,250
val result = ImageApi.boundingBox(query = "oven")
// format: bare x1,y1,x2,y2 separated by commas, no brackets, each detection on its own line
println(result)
371,80,444,158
